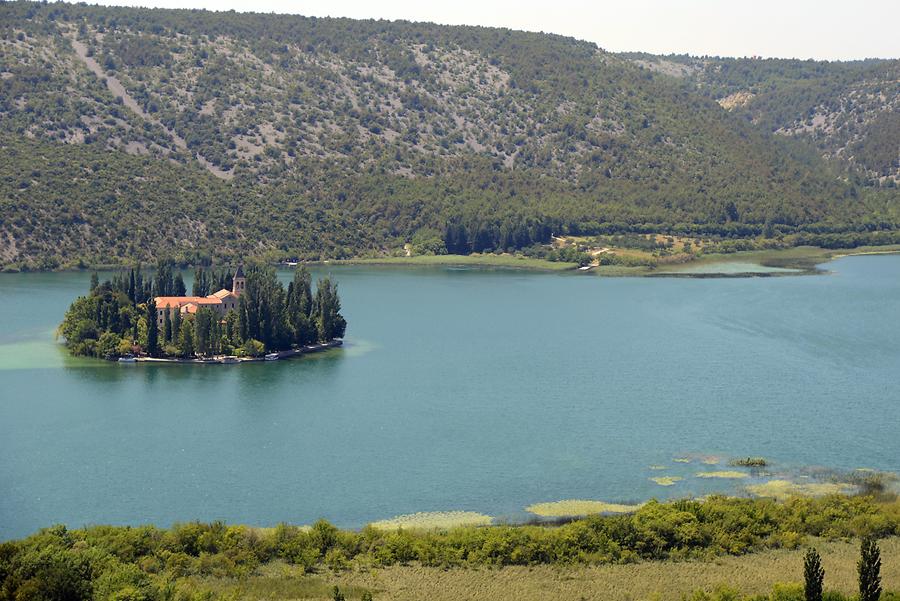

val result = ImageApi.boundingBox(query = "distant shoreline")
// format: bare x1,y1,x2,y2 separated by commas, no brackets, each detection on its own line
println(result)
311,244,900,276
3,245,899,277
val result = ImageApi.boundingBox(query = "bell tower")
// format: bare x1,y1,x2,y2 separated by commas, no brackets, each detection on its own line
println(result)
232,264,245,296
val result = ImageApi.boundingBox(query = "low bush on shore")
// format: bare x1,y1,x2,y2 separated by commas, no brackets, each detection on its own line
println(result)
2,496,899,600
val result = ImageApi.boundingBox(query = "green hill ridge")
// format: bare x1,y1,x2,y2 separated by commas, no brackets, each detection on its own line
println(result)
0,1,897,269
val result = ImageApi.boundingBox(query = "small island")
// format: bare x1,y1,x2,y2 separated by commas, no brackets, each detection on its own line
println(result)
59,262,346,362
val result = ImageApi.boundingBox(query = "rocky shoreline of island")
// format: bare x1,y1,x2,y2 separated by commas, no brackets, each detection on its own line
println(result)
129,339,343,364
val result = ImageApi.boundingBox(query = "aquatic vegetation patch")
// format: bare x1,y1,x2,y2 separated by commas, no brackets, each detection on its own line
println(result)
696,470,750,479
843,470,899,496
526,500,643,517
729,457,768,467
369,511,493,530
702,457,721,465
649,465,668,471
746,479,855,498
650,476,683,486
673,457,691,463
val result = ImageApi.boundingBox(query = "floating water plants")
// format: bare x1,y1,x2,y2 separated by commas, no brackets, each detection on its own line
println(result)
650,476,683,486
369,511,493,530
525,500,643,517
696,470,749,479
746,479,854,498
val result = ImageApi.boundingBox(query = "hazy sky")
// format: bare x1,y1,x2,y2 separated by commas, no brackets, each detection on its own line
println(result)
84,0,899,60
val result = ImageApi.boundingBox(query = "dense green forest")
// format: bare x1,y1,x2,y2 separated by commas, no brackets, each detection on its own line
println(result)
58,261,346,359
1,495,898,600
0,2,897,270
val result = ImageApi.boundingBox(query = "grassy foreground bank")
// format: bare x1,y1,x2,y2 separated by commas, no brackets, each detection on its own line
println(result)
221,539,900,601
3,495,899,600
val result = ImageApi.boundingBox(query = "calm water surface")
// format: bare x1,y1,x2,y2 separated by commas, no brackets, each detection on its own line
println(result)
1,257,899,539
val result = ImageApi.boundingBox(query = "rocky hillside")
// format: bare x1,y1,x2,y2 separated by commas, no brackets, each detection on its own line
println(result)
627,54,900,182
0,2,897,269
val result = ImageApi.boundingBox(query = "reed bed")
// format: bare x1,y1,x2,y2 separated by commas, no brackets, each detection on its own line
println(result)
746,479,855,498
650,476,683,486
525,499,643,516
368,511,492,530
696,470,750,479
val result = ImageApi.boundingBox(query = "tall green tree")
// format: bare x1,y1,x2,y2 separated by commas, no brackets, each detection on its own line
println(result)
224,308,240,349
287,266,315,345
238,265,289,350
145,298,158,357
192,267,211,296
172,309,182,346
163,309,172,344
177,318,194,358
128,269,136,302
173,273,187,296
193,307,217,357
858,537,882,601
804,547,824,601
313,276,347,342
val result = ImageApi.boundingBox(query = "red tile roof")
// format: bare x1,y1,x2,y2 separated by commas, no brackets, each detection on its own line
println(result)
154,296,222,309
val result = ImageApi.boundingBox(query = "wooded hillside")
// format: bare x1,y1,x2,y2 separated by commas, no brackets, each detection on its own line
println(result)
1,2,897,269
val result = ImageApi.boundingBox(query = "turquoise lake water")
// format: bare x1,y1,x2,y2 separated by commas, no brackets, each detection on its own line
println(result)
1,256,899,540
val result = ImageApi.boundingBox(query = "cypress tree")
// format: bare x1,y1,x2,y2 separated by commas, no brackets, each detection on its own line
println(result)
224,309,239,348
135,265,144,303
90,272,99,292
287,266,314,345
163,309,172,345
172,309,182,348
177,319,194,358
193,308,215,357
313,277,347,342
858,537,882,601
128,269,136,302
145,299,158,357
804,547,824,601
174,273,187,296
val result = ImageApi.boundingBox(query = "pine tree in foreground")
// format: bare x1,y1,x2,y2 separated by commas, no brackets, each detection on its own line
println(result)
858,537,882,601
804,547,824,601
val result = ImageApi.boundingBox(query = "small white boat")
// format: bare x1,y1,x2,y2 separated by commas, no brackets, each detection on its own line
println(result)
117,355,136,363
264,353,280,361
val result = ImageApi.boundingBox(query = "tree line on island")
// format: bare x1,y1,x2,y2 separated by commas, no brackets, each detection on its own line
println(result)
59,261,346,360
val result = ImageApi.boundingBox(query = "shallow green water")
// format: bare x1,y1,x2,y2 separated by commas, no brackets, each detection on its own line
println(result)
1,256,899,539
